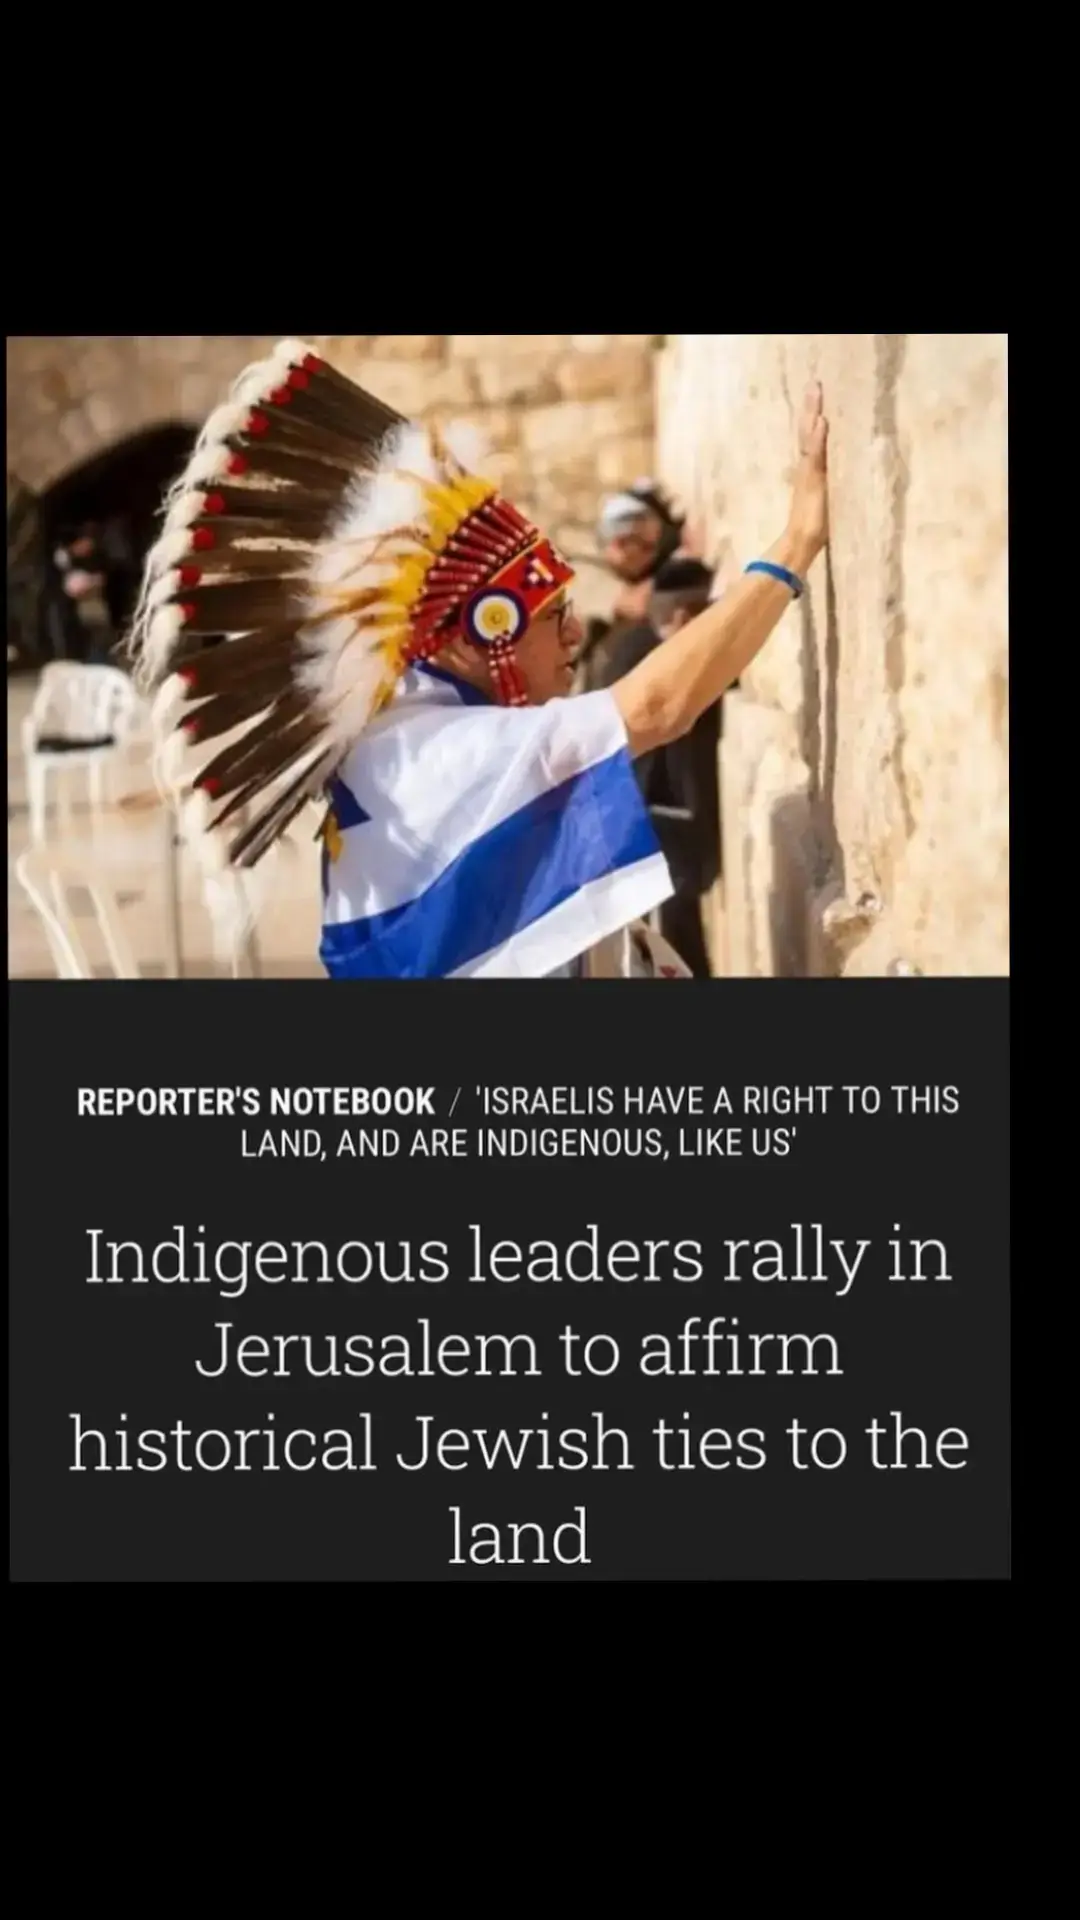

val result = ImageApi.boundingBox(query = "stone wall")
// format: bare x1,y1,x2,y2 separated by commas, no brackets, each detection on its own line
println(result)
6,337,280,487
310,336,656,616
7,334,659,620
655,334,1009,977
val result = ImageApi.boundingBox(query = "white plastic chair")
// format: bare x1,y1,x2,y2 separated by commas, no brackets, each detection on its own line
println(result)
14,845,141,979
21,662,148,841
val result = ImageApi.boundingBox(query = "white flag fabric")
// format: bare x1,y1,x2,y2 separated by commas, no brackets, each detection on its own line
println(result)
319,664,673,978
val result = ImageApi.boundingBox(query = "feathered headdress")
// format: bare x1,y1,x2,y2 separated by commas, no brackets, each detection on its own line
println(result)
127,338,574,872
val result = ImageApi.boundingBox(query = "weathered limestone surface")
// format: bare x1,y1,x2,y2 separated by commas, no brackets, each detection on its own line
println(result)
6,336,660,623
315,336,657,615
6,337,282,488
656,334,1008,976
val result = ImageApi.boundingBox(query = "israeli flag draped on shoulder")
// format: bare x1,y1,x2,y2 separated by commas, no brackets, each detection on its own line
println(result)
123,338,674,978
320,664,672,978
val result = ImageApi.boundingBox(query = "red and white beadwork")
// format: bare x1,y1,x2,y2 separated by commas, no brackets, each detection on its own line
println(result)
404,506,573,706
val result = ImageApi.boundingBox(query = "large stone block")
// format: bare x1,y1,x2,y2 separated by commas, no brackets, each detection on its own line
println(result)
58,406,101,462
476,451,530,496
449,335,569,360
595,435,660,490
369,335,445,361
452,409,522,453
473,355,560,407
719,692,815,978
522,395,654,459
659,333,1008,977
349,358,477,416
555,348,651,402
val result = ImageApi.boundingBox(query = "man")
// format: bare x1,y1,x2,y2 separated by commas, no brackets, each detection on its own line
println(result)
55,525,116,664
591,557,722,977
576,482,687,693
127,340,828,979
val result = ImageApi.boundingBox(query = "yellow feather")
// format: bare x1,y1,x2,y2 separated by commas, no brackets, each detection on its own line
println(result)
461,475,496,509
322,811,343,864
388,556,430,607
421,481,463,518
419,476,495,546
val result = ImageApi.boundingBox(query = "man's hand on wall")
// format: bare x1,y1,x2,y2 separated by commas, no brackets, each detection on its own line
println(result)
787,382,829,566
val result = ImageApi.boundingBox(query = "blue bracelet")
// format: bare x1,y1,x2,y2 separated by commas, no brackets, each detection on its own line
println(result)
744,559,804,598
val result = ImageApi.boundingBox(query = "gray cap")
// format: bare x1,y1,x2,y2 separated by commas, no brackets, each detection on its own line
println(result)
598,489,656,537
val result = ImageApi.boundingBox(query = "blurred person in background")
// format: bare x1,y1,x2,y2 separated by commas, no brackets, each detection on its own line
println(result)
43,541,87,662
588,556,723,977
576,481,688,692
53,523,118,665
99,515,141,634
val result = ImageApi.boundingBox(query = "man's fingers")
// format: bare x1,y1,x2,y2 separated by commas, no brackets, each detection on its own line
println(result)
798,381,823,436
798,384,827,460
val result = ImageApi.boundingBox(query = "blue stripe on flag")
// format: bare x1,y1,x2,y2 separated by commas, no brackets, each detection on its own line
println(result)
328,775,370,828
320,747,660,979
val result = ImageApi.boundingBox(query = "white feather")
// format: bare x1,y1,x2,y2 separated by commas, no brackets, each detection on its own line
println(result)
336,461,427,548
294,615,377,690
229,339,312,411
164,491,208,532
290,615,392,750
141,604,185,686
273,338,312,369
203,872,256,969
152,529,195,570
181,787,209,832
231,349,291,402
440,420,490,473
147,569,181,613
129,354,498,748
157,726,191,795
126,342,317,692
199,399,255,445
187,443,233,486
324,662,395,751
201,812,314,973
288,417,499,748
149,673,189,738
309,548,402,591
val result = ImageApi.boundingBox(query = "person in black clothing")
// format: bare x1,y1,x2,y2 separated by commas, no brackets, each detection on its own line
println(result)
591,556,727,978
577,481,687,693
99,516,141,634
52,523,132,665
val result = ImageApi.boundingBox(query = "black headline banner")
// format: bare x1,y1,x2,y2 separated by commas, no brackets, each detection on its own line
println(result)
8,979,1010,1581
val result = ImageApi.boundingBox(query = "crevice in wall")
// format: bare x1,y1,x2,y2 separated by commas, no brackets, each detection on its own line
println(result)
873,333,915,840
819,550,843,869
740,815,759,975
769,793,813,977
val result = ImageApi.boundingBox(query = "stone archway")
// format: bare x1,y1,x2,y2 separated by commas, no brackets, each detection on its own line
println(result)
7,332,661,644
9,417,232,668
6,337,278,495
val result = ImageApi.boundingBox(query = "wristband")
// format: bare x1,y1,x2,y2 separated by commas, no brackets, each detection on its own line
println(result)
744,559,804,598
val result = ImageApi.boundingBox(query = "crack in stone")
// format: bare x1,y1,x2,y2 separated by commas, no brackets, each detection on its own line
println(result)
873,333,915,840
